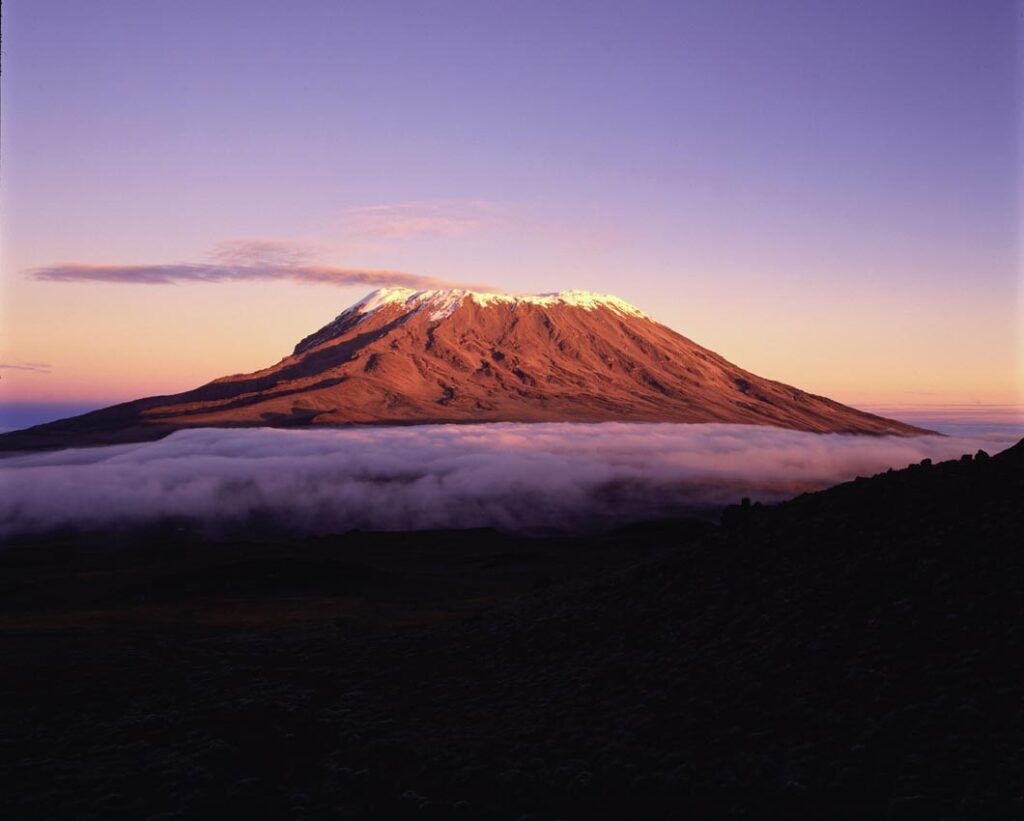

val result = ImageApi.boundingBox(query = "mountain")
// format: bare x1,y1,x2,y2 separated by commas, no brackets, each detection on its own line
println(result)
0,288,928,450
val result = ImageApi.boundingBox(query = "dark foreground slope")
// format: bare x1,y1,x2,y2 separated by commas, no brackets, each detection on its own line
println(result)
1,441,1020,819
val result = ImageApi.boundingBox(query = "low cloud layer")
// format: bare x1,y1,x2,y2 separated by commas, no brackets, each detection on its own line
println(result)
0,361,52,374
29,262,489,291
28,239,496,291
1,423,1014,541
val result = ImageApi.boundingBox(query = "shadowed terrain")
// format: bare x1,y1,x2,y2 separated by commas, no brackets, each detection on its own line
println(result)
0,439,1019,819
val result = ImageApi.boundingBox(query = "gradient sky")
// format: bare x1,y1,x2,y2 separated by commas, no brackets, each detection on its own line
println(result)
1,0,1020,414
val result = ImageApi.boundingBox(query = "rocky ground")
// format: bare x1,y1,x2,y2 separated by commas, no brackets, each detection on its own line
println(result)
1,441,1021,819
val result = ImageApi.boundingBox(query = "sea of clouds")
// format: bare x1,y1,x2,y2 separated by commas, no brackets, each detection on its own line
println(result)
0,423,1018,540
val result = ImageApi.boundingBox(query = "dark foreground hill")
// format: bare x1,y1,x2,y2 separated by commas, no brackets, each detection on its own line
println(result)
0,440,1020,819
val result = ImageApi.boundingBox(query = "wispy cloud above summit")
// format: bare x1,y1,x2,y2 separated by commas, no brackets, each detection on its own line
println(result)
207,238,324,268
27,239,497,292
344,200,503,240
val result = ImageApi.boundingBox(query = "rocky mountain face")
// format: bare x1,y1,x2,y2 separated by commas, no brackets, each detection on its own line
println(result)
0,288,928,450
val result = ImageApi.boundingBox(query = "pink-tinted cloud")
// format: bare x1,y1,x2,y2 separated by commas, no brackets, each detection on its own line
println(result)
208,238,323,268
27,239,496,291
345,201,503,239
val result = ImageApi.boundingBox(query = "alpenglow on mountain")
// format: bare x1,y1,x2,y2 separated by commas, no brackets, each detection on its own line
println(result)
0,288,929,450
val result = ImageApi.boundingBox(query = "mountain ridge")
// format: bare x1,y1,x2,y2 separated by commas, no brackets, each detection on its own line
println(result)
0,287,931,451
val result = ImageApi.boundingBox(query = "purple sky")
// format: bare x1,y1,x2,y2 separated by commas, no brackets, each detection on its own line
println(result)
0,0,1019,411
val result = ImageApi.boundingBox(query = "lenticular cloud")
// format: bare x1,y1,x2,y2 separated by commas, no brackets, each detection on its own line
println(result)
0,423,1012,540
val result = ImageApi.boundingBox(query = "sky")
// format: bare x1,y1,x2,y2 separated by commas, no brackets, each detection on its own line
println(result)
1,0,1021,419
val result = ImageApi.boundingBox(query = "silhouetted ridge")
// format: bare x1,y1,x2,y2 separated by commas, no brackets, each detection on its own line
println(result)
1,439,1020,818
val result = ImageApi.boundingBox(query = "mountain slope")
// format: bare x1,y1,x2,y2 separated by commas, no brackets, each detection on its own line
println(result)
0,288,928,450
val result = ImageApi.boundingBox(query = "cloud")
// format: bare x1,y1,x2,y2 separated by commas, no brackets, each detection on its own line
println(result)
0,423,1014,541
0,361,52,374
208,238,323,268
30,262,491,290
27,239,497,291
345,201,503,240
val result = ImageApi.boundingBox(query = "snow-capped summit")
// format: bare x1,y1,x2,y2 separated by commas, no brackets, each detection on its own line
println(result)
343,287,648,324
0,285,930,451
291,288,649,356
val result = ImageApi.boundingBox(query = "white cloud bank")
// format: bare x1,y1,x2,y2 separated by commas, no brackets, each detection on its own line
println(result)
0,423,1016,540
